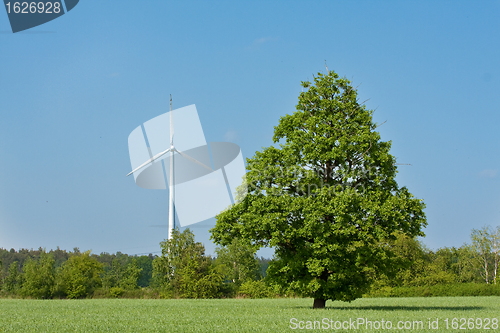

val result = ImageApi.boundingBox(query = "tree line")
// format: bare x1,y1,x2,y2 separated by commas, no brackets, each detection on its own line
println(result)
0,230,272,299
0,225,498,299
369,225,500,292
0,247,155,299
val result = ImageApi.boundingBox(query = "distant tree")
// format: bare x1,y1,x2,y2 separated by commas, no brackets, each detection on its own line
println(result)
452,245,480,283
20,251,55,298
49,247,71,268
102,258,123,290
96,252,116,268
120,259,142,290
211,69,426,308
386,233,429,286
3,261,21,293
367,233,441,289
101,259,119,297
102,257,142,296
419,248,456,286
56,250,103,299
470,226,492,284
102,258,142,290
153,228,224,298
215,238,261,286
489,226,500,285
257,257,271,278
135,254,154,287
431,247,455,274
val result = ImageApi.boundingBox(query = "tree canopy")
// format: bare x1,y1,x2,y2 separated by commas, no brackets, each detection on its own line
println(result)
152,228,224,298
215,238,261,286
211,68,427,308
56,250,103,299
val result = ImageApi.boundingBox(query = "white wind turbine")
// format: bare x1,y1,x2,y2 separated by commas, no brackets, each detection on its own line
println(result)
127,95,213,240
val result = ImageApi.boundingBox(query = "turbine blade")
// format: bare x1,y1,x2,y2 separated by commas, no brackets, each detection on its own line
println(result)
174,148,213,171
127,147,172,176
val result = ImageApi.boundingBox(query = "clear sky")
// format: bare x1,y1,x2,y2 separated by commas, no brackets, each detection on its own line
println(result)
0,1,499,257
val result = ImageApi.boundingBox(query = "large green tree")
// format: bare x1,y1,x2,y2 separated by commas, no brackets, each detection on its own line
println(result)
211,69,426,308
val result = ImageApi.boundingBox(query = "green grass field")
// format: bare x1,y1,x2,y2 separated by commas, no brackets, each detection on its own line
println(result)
0,297,498,332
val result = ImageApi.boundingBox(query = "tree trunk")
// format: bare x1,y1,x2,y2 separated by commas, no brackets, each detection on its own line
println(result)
485,259,489,284
313,298,326,309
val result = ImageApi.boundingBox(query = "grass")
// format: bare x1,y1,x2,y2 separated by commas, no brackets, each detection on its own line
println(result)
0,297,499,332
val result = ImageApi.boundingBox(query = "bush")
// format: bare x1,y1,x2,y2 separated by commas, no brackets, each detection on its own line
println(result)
365,283,500,298
238,280,274,298
92,287,158,299
109,287,124,298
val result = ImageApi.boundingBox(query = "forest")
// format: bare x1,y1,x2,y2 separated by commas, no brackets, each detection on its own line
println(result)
0,225,498,299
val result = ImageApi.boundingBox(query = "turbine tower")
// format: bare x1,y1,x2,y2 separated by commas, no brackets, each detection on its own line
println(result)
127,95,212,240
168,95,174,240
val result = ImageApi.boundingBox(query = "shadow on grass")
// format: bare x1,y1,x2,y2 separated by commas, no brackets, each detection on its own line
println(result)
294,305,485,311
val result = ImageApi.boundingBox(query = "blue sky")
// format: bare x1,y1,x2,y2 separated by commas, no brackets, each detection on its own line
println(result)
0,1,499,257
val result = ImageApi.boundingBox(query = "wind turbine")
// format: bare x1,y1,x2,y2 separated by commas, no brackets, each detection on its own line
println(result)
127,95,213,240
